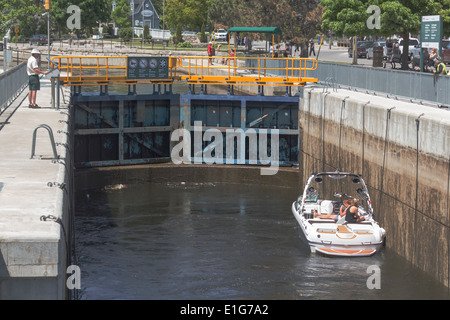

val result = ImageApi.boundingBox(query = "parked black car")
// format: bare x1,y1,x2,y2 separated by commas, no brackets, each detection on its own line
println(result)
348,41,373,58
29,34,52,46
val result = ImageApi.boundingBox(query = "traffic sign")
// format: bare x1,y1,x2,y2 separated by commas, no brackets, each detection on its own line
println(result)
127,56,169,80
420,15,443,72
421,15,442,50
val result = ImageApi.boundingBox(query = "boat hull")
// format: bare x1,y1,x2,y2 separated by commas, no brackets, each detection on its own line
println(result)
292,201,385,257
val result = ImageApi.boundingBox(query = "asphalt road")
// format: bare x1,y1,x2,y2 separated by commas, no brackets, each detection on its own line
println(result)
250,40,386,68
315,45,374,66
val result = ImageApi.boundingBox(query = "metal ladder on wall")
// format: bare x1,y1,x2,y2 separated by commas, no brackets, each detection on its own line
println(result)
30,124,59,160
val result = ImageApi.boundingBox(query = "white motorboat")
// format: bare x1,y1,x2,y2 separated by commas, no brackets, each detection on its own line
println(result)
292,171,386,257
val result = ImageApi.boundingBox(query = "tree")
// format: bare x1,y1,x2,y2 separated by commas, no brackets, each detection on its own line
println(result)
75,0,112,35
49,0,73,38
379,0,444,69
321,0,449,69
111,0,131,29
208,0,322,42
321,0,377,64
119,26,133,40
175,23,182,43
200,22,207,43
143,24,150,40
0,0,45,37
165,0,210,32
441,7,450,36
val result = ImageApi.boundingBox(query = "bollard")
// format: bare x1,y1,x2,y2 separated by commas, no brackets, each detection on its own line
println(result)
56,76,60,110
51,78,55,109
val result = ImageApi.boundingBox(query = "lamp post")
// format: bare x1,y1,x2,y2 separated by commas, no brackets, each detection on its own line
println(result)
131,0,134,48
163,0,165,41
44,0,50,68
47,11,50,64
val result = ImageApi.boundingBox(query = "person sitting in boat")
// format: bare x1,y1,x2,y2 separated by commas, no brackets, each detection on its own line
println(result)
339,198,352,217
313,199,348,222
344,198,365,223
313,210,343,221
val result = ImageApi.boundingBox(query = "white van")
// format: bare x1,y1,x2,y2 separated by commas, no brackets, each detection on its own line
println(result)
398,38,420,56
215,29,228,42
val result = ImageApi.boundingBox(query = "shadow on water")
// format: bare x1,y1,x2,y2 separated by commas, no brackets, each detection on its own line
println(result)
74,182,449,300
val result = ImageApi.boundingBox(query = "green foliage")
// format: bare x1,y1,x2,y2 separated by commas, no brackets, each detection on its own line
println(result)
143,25,150,39
207,0,322,40
320,0,450,69
0,0,44,36
105,24,115,36
441,7,450,36
0,0,115,37
321,0,374,37
176,41,193,48
48,0,72,37
111,0,131,29
321,0,449,37
165,0,210,31
200,23,207,43
175,24,183,43
119,27,133,39
11,35,23,42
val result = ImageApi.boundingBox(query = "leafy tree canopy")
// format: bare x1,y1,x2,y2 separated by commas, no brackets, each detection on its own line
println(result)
0,0,113,37
111,0,131,29
208,0,323,41
165,0,211,31
321,0,449,37
321,0,449,68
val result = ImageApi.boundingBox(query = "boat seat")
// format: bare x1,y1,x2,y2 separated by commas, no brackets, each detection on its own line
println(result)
320,200,334,214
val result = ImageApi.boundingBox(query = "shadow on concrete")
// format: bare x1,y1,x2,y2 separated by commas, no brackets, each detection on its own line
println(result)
0,245,9,278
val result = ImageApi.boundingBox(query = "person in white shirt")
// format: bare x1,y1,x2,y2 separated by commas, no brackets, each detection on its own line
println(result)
27,49,49,108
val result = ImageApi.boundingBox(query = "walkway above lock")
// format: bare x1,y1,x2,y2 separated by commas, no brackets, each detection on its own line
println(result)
0,76,70,299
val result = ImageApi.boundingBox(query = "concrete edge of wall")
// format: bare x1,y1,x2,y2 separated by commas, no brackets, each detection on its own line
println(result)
302,87,450,160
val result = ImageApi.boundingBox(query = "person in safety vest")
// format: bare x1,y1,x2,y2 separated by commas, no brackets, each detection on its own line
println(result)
434,59,449,75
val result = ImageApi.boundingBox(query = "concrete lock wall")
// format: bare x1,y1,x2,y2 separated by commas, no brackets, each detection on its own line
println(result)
300,86,450,287
0,112,72,300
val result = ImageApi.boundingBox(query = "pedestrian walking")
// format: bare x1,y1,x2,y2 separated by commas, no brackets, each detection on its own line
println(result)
309,38,315,57
27,49,49,109
207,42,215,65
285,43,290,57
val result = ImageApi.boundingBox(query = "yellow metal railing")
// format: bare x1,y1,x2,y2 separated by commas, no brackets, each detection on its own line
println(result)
51,55,318,87
52,56,178,86
178,56,318,86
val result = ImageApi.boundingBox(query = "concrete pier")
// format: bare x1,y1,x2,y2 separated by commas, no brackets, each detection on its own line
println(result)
0,76,71,299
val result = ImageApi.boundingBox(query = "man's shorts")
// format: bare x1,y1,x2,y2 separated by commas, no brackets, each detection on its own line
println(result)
29,75,40,91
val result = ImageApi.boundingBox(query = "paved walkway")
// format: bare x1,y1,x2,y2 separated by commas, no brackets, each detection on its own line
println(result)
0,74,70,298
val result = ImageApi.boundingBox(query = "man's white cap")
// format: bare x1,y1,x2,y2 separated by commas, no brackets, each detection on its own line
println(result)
31,49,41,54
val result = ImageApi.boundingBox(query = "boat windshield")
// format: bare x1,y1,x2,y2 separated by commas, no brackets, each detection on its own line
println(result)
304,173,372,214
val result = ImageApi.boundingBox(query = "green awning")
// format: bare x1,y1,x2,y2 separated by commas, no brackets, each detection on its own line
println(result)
227,27,282,35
